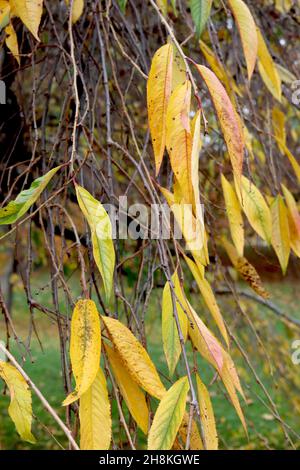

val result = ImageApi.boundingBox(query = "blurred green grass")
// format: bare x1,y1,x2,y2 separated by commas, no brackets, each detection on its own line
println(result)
1,270,300,450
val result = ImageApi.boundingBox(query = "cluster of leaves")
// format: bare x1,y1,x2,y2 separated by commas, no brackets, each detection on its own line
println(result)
0,0,299,451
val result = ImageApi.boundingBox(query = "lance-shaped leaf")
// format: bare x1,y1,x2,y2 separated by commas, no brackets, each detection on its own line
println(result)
196,374,218,450
184,254,229,346
172,44,186,91
0,361,35,443
162,271,188,375
187,302,224,371
257,28,281,102
281,185,300,258
148,376,189,450
79,368,111,450
235,175,272,244
76,185,115,301
271,195,290,274
195,65,244,185
221,174,244,257
63,299,101,406
65,0,84,24
5,22,20,64
105,344,149,435
191,111,202,220
166,80,194,206
147,43,173,174
117,0,127,13
228,0,257,80
190,0,212,38
101,316,166,399
0,0,10,31
11,0,43,41
187,303,246,431
0,166,61,225
272,106,286,153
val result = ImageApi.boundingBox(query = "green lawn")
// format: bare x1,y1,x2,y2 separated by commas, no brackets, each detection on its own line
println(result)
1,270,300,450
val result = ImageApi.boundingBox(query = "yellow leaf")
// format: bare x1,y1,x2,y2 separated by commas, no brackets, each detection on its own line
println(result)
183,254,229,346
5,23,20,64
63,299,101,406
281,184,300,258
75,185,115,302
147,44,173,174
195,64,244,185
159,186,207,266
101,316,166,399
221,174,244,257
199,40,240,100
196,374,218,450
105,344,149,434
228,0,257,80
79,368,111,450
148,376,189,450
66,0,84,24
272,107,286,153
257,28,281,102
162,271,188,375
177,413,203,450
171,44,186,91
11,0,43,41
271,195,290,274
0,361,35,443
166,80,194,206
282,145,300,184
191,111,202,219
0,0,10,30
236,175,272,244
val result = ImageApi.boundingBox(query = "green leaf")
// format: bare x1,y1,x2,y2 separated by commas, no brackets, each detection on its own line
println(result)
190,0,212,38
148,376,189,450
0,166,61,225
75,185,115,302
117,0,127,13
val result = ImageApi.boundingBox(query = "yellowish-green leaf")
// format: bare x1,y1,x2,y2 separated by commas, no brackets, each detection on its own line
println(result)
63,299,101,406
166,80,194,206
271,195,290,274
5,22,19,64
147,43,173,174
195,65,244,185
0,0,10,30
183,254,229,346
101,316,166,399
148,376,189,450
162,271,188,375
235,175,272,243
281,185,300,258
75,185,115,302
272,106,286,153
221,174,244,257
11,0,43,40
0,166,61,225
105,343,149,434
196,374,218,450
228,0,257,80
191,111,202,220
257,28,281,102
79,368,111,450
282,145,300,184
65,0,84,24
275,63,296,85
0,361,35,443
